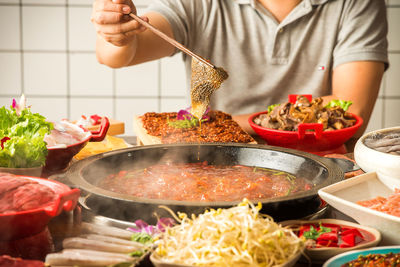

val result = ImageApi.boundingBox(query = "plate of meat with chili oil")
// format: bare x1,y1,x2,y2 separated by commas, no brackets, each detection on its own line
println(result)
133,108,256,145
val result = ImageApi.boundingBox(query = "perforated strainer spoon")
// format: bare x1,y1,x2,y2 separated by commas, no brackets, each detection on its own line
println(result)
129,12,228,119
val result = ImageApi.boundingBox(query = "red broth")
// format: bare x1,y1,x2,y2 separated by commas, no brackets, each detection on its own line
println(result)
98,162,314,202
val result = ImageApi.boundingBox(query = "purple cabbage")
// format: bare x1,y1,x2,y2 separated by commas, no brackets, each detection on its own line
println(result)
176,106,210,121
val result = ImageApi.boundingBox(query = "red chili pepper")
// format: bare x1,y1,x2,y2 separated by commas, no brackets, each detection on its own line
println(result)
341,228,363,238
317,232,338,242
1,137,10,149
339,228,364,248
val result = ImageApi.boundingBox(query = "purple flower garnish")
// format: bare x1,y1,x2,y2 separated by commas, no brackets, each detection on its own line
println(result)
156,217,175,232
12,95,26,116
127,217,176,235
177,109,193,121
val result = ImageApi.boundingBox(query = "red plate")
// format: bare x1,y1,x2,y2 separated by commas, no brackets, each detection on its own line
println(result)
0,176,80,241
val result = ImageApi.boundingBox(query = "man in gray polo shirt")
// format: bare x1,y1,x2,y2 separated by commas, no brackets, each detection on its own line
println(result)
92,0,388,137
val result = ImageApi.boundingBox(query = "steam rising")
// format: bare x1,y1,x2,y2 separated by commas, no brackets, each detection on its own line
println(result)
73,145,331,223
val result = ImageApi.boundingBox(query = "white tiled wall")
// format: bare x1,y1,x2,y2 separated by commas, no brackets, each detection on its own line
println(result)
0,1,399,136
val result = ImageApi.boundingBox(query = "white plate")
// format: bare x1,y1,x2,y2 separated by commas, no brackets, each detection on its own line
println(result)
318,172,400,245
280,219,381,262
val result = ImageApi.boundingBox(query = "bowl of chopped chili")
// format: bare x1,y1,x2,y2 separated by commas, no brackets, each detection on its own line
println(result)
280,218,381,263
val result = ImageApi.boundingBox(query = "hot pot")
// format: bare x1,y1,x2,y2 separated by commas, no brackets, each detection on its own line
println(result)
57,143,344,223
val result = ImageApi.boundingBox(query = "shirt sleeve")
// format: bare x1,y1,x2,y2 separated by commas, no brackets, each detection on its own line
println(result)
333,0,389,70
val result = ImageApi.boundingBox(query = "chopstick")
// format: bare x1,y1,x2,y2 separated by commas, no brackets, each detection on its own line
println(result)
129,13,215,69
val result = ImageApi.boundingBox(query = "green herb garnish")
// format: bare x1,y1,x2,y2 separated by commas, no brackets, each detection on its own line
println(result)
267,104,279,113
325,100,353,111
131,232,153,245
303,223,332,240
129,250,144,257
167,116,199,129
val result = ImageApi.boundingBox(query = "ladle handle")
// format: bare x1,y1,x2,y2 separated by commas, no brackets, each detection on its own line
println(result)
129,13,214,69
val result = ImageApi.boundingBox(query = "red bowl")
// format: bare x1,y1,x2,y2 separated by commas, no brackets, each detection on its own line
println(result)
248,111,363,152
0,176,80,241
44,117,110,172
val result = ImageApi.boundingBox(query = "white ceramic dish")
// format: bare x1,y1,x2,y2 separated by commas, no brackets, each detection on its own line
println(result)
318,172,400,245
280,219,381,262
354,126,400,190
150,249,302,267
323,245,400,267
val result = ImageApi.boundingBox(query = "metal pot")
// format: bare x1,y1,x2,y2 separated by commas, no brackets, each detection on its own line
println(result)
55,143,344,223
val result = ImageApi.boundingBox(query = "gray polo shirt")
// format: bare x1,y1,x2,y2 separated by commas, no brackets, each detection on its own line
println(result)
146,0,388,115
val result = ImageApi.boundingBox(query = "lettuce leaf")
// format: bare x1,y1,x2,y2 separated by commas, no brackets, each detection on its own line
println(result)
325,100,353,111
267,104,279,113
0,106,53,168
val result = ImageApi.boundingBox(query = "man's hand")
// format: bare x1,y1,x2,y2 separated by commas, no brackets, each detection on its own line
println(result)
91,0,149,47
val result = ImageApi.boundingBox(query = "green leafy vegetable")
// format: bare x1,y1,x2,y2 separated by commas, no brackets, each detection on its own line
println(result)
167,116,199,129
128,250,144,257
325,100,353,111
0,105,53,168
109,262,135,267
267,104,279,113
167,116,209,129
303,224,332,240
131,232,153,245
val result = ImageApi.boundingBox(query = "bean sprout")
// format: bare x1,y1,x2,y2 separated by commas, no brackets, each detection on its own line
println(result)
154,199,304,266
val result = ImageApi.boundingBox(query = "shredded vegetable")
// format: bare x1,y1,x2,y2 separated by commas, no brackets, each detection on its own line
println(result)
154,199,304,266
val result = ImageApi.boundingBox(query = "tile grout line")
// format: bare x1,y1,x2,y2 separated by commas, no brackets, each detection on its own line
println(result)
0,94,187,99
381,76,386,129
158,59,162,111
66,0,71,119
19,0,24,95
112,69,116,118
